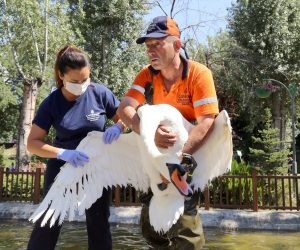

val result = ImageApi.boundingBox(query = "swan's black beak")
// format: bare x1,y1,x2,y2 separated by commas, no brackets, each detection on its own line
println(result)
166,163,193,197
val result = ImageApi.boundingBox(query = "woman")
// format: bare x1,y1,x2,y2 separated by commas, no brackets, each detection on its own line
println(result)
27,45,123,250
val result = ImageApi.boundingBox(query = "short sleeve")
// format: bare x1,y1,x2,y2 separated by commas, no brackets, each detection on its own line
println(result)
32,98,53,133
125,67,152,104
101,86,120,119
191,68,219,117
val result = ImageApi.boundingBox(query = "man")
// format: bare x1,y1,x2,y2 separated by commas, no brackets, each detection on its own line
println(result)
117,16,219,249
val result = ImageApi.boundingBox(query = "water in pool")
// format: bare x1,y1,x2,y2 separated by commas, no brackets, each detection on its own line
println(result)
0,219,299,249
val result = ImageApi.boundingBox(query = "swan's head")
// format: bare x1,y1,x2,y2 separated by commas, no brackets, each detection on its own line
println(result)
166,163,193,197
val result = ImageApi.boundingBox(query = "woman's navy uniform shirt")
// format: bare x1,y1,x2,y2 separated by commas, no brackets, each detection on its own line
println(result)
33,83,120,150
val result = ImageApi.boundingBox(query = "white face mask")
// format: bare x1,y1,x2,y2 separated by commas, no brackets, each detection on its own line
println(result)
64,78,90,96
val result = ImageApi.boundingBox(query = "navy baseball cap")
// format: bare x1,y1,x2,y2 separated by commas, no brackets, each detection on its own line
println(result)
136,16,180,44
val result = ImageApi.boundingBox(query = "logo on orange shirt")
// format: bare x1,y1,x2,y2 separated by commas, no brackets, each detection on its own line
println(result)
176,88,191,105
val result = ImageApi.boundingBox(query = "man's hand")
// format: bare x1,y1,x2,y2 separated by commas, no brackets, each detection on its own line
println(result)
154,125,177,148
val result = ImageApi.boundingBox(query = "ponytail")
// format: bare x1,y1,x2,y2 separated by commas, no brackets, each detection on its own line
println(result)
54,45,90,88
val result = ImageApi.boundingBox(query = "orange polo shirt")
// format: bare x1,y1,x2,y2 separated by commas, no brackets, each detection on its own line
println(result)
126,56,219,122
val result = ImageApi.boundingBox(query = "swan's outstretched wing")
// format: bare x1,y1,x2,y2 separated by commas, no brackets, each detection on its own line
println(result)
29,131,149,227
191,110,233,190
29,104,232,232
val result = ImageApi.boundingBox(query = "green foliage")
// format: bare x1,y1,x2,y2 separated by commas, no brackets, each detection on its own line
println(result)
229,0,300,81
209,160,254,208
190,0,300,160
227,160,254,207
0,80,18,142
2,147,16,168
68,0,149,98
0,146,4,166
228,0,300,147
188,32,266,159
249,108,290,173
0,0,82,163
207,160,294,209
0,0,79,80
229,159,252,175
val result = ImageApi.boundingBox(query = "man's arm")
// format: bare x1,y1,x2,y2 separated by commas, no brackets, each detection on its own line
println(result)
182,115,215,155
117,96,141,134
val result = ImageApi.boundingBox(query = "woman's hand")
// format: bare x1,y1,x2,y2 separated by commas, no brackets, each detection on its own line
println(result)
103,124,122,144
56,149,89,167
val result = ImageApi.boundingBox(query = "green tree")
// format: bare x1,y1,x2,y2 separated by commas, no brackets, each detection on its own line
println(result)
228,0,300,143
193,0,300,160
68,0,148,98
0,64,18,142
249,108,290,173
188,32,265,159
0,0,78,170
0,146,4,167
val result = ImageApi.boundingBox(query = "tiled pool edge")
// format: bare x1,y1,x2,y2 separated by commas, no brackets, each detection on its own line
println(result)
1,202,300,231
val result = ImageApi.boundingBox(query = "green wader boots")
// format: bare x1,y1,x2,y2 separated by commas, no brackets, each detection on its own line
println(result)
140,191,205,250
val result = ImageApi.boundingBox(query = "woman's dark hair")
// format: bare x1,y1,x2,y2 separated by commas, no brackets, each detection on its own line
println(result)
54,45,90,88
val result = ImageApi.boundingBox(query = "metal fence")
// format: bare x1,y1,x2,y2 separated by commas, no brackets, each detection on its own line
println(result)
203,169,300,211
1,168,300,210
0,168,43,204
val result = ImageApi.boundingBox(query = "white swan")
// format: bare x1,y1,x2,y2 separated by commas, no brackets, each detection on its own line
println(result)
29,104,233,233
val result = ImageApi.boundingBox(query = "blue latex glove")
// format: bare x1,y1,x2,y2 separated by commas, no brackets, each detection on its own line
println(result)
103,124,122,144
56,149,89,167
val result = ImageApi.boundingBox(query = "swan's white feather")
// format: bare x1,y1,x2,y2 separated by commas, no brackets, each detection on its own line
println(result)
29,104,232,233
29,131,148,226
191,110,233,190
